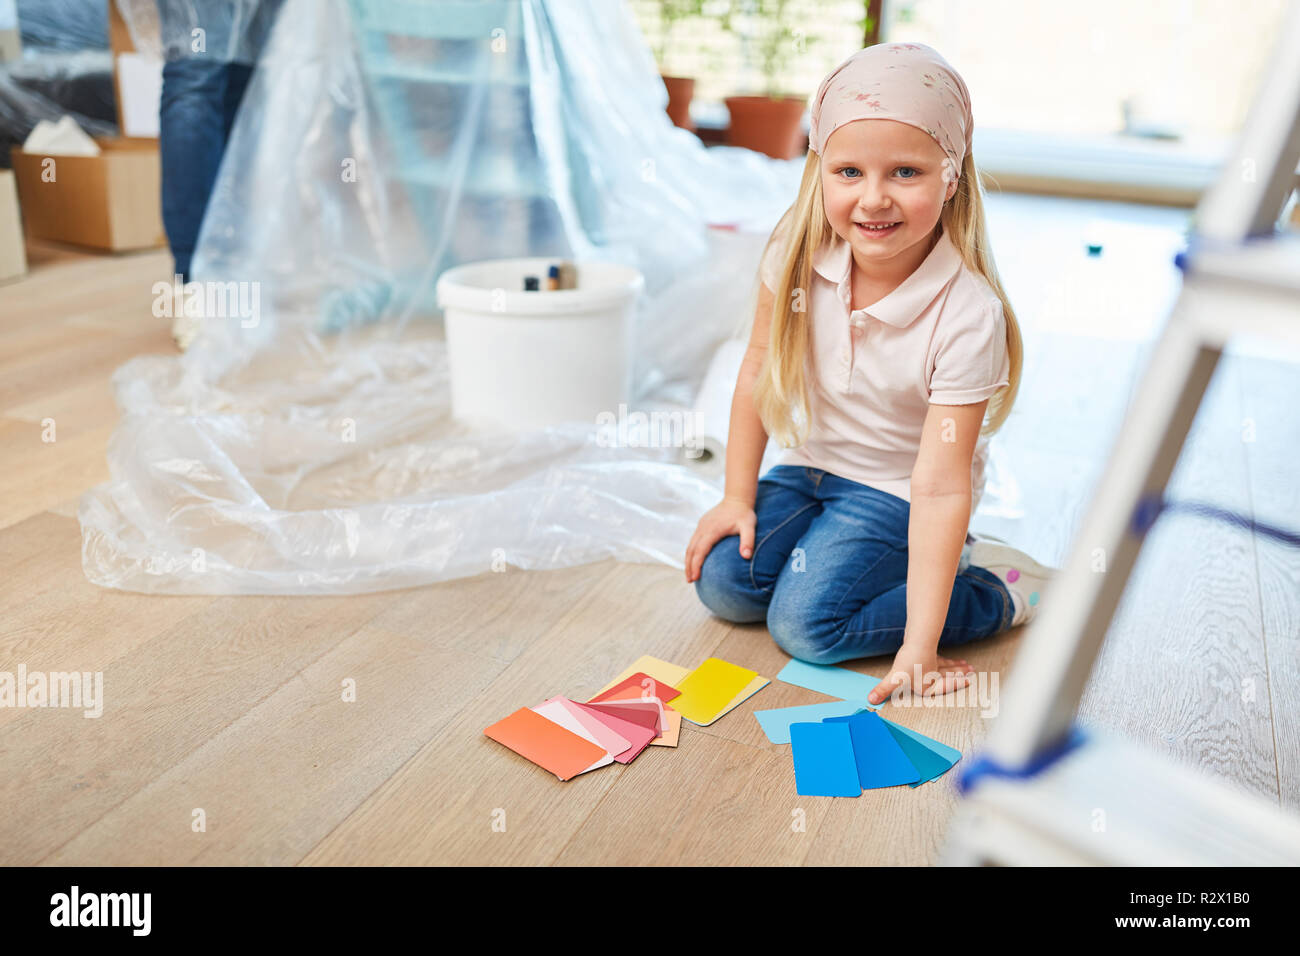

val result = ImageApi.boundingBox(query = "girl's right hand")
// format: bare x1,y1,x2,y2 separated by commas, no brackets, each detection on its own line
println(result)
685,497,757,583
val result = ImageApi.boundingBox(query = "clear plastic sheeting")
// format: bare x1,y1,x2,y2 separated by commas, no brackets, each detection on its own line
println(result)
16,0,109,52
0,51,117,165
112,0,287,64
77,0,1012,596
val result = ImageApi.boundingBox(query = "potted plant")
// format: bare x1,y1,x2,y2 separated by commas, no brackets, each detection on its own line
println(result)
721,0,813,159
652,0,706,132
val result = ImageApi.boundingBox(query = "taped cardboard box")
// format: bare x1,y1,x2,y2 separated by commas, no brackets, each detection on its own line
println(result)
10,138,165,251
0,169,26,282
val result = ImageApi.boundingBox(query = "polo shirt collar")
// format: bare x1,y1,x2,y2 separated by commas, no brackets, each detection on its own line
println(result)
812,226,963,328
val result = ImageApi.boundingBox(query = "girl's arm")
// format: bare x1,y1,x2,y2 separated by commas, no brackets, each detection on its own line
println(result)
903,400,990,650
722,280,777,508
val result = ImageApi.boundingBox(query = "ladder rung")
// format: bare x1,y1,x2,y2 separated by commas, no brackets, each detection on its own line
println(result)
1180,231,1300,296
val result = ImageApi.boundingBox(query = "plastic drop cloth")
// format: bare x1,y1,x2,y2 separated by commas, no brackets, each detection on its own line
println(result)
0,51,118,165
78,0,1016,595
113,0,286,64
78,0,801,594
15,0,108,52
1,2,116,164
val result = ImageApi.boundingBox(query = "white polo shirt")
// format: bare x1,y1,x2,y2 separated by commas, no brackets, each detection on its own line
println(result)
758,220,1010,515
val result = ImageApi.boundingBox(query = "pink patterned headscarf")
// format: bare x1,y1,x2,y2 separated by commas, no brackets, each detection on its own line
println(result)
809,42,973,182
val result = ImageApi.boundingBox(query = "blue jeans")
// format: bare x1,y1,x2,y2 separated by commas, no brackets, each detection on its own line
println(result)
158,58,255,280
694,465,1014,663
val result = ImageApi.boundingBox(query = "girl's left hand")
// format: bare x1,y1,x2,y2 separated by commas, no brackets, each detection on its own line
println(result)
868,643,974,704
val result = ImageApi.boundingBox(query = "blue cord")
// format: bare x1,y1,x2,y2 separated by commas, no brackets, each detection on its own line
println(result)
1132,493,1300,548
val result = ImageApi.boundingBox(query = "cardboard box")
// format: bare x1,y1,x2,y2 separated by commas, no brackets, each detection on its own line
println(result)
10,138,166,251
0,169,27,282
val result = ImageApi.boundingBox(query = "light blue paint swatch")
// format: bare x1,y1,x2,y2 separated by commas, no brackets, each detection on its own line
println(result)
790,721,861,797
824,710,921,788
776,659,884,706
753,700,869,744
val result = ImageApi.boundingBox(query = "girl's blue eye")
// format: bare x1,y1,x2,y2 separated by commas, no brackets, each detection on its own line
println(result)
838,166,920,179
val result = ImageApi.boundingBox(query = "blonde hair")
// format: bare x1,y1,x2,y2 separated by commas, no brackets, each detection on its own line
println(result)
752,149,1023,450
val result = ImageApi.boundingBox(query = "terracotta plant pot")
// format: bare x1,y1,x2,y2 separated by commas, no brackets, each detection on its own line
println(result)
724,95,807,159
661,75,696,132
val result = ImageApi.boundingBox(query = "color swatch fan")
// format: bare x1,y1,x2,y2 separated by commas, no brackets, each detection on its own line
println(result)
483,654,771,779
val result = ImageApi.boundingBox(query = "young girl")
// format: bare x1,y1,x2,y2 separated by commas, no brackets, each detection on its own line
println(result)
685,42,1054,705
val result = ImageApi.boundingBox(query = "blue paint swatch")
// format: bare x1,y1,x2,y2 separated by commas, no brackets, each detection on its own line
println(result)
874,714,961,787
753,700,869,744
790,721,861,797
776,659,884,706
824,710,921,788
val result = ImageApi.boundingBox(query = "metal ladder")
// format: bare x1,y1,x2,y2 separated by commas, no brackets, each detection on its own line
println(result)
941,2,1300,866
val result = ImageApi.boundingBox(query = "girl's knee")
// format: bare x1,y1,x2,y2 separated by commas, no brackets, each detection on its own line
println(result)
765,591,841,664
766,586,906,664
694,539,766,624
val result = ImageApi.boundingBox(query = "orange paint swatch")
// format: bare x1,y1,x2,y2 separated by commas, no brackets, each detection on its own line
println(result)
484,706,609,781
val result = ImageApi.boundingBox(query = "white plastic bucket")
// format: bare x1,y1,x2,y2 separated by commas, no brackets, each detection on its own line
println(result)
436,257,644,430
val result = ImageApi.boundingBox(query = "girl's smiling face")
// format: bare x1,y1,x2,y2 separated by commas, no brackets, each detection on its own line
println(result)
820,119,956,279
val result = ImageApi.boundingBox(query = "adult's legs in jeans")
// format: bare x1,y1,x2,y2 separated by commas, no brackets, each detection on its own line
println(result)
158,60,255,280
694,466,822,624
159,58,225,280
766,470,1013,665
222,63,255,139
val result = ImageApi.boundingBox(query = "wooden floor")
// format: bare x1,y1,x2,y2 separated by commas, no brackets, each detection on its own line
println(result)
2,199,1298,865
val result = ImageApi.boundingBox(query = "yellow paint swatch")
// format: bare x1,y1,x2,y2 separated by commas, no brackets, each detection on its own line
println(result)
672,657,759,725
721,675,770,720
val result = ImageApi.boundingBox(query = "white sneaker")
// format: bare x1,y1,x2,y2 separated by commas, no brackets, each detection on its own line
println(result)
966,532,1056,627
172,309,201,351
